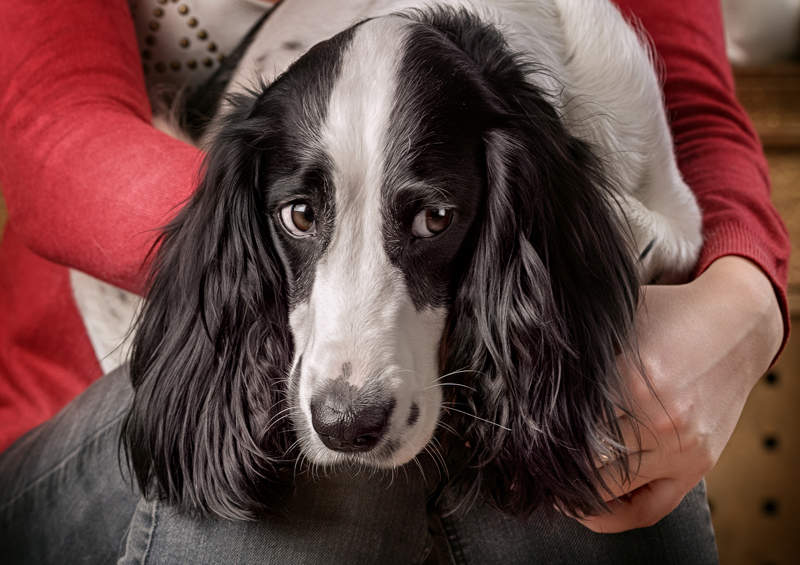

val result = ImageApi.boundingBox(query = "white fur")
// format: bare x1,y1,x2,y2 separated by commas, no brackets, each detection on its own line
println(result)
289,18,445,466
547,0,702,282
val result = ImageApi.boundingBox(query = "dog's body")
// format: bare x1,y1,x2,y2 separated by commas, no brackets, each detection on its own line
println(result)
72,0,701,519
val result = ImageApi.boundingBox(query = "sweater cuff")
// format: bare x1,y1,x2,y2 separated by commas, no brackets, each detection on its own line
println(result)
693,220,790,365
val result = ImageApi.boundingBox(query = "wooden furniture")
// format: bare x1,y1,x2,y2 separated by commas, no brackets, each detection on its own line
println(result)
706,64,800,565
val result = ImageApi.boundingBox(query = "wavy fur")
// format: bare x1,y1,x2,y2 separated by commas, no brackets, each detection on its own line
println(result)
120,2,699,521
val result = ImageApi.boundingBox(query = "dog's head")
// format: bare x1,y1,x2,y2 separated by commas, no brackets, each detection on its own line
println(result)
124,8,640,519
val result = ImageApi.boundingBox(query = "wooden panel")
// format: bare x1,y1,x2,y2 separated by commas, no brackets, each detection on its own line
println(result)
735,65,800,148
734,64,800,312
767,151,800,313
706,322,800,565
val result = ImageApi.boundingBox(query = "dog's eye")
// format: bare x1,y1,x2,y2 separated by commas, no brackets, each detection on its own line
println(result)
412,208,453,238
280,201,316,237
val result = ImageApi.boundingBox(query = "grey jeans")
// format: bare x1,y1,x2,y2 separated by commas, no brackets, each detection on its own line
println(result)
0,366,719,564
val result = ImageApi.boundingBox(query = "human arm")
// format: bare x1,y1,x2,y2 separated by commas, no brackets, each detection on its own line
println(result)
579,256,783,532
575,0,791,533
0,0,203,295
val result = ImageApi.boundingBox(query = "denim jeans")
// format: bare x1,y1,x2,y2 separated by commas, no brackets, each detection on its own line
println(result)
0,366,719,564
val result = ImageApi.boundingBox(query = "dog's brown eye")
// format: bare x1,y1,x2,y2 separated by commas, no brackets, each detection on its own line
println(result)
280,201,316,237
412,208,453,238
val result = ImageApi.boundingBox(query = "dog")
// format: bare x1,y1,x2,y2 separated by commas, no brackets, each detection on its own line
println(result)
73,0,702,520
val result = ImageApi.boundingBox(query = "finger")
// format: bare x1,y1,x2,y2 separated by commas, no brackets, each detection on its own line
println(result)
595,449,658,502
576,478,686,534
594,415,659,469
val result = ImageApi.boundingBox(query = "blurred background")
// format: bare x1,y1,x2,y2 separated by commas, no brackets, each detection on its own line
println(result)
0,1,798,563
708,2,800,564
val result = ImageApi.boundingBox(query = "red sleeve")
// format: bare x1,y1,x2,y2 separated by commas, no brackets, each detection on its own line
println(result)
614,0,792,350
0,0,203,295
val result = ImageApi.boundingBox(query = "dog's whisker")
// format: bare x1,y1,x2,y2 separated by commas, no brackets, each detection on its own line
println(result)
433,368,488,383
440,406,512,431
400,461,410,485
265,405,296,427
424,382,477,392
309,453,319,482
284,436,304,457
292,453,303,481
428,436,450,480
411,453,427,484
423,444,445,481
386,465,395,488
425,445,442,479
263,413,293,435
435,420,460,437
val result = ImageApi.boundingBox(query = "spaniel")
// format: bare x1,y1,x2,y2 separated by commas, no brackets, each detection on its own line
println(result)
73,0,702,520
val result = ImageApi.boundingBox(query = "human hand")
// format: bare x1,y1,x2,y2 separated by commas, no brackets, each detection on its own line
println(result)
575,256,784,533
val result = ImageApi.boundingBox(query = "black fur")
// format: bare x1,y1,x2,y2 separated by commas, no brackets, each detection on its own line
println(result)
124,6,641,520
122,93,295,519
381,29,489,309
403,8,641,516
122,27,358,520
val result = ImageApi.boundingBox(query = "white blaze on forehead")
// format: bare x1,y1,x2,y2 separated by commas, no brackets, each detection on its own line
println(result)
322,17,408,190
320,16,409,243
289,16,447,465
297,17,421,381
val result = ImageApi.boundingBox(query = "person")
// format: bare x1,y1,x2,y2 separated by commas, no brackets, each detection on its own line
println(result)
0,0,789,563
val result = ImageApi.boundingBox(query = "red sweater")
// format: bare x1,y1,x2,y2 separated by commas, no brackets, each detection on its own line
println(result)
0,0,790,452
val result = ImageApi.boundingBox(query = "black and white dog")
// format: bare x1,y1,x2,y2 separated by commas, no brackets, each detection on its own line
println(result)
74,0,702,519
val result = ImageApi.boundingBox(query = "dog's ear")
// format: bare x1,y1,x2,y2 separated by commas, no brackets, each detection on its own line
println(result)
442,24,641,517
122,93,293,520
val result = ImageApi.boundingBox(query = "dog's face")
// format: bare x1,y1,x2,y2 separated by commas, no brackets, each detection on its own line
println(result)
261,17,487,467
126,7,641,520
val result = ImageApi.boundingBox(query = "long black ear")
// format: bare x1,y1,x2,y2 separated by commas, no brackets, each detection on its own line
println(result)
429,10,641,517
122,93,293,520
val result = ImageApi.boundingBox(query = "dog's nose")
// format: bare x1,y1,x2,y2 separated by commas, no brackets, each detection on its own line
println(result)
310,382,393,453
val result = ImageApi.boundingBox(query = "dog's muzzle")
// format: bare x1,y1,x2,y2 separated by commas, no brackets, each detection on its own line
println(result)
310,379,395,453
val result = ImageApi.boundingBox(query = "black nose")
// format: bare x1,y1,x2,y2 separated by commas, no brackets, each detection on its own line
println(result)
310,381,393,453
